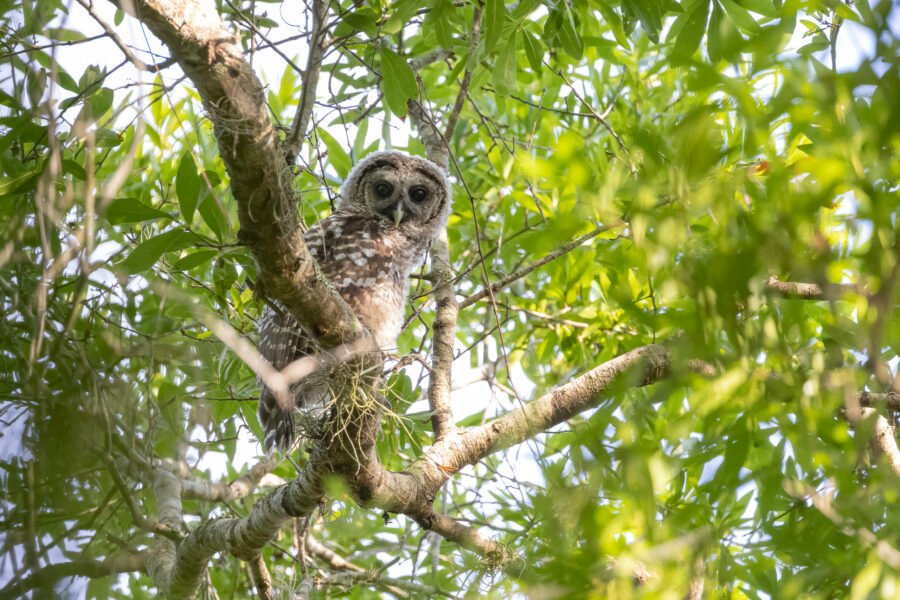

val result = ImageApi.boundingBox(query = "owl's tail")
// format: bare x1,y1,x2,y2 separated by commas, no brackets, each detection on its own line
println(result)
258,389,296,452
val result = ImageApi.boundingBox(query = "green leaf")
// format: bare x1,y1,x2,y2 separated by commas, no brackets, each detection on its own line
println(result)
382,0,420,35
380,48,418,117
558,8,584,60
341,9,379,36
493,33,517,96
708,1,724,62
106,197,172,224
197,195,228,242
625,0,671,42
173,249,218,271
672,0,711,63
62,159,87,181
597,3,631,48
94,128,122,146
0,168,39,196
521,29,544,72
426,0,454,48
734,0,779,19
483,0,506,53
119,230,197,273
45,27,86,42
720,0,762,33
353,119,369,160
176,152,202,224
318,128,351,178
89,87,114,118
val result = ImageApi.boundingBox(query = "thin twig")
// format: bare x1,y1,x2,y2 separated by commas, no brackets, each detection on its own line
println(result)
459,223,621,309
75,0,175,71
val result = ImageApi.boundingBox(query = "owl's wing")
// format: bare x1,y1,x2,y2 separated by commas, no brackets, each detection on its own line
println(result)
257,304,317,451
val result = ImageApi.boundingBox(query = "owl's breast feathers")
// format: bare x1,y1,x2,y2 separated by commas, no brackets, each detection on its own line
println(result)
303,211,430,347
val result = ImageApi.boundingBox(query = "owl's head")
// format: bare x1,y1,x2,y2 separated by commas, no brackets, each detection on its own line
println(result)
339,151,451,234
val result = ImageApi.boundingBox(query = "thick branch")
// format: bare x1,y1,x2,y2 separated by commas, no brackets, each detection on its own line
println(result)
858,391,900,411
145,465,325,599
0,553,144,600
446,344,672,470
113,0,361,345
846,407,900,477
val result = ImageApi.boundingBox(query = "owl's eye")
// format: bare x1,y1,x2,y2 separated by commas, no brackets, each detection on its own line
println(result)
374,182,394,198
409,186,428,203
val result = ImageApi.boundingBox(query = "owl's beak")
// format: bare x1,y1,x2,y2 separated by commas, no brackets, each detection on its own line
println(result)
391,203,405,227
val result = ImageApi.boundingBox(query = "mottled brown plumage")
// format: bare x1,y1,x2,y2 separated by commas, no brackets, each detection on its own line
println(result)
257,151,451,450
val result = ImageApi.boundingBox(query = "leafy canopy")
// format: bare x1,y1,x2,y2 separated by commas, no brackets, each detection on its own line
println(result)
0,0,899,597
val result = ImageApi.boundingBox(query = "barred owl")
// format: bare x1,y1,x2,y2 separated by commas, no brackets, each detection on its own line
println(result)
257,151,451,450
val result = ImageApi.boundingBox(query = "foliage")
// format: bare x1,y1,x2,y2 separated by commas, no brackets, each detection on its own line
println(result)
1,0,899,597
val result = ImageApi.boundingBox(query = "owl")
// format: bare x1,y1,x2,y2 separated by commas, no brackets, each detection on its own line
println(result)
257,151,451,451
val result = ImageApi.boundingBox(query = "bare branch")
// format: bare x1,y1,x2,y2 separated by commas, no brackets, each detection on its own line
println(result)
102,454,182,542
684,557,705,600
446,344,673,470
317,571,444,597
249,554,274,600
145,465,325,599
76,0,175,71
409,48,452,71
306,535,364,571
765,276,859,300
425,235,458,440
846,407,900,478
180,457,279,502
443,7,482,141
858,390,900,411
284,0,328,163
0,553,145,600
424,512,523,576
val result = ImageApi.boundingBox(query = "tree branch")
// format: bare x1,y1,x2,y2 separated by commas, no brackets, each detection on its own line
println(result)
112,0,362,346
0,553,145,600
858,391,900,411
846,407,900,478
443,6,482,141
76,0,175,72
306,535,364,571
180,457,279,502
144,465,325,599
249,554,274,600
765,276,859,300
284,0,328,163
424,512,523,575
